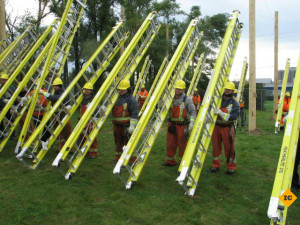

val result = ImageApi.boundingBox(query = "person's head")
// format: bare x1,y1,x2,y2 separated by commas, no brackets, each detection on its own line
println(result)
223,81,235,98
285,92,290,98
0,73,8,85
141,84,145,91
194,88,198,95
174,80,186,98
118,79,130,96
82,82,93,96
52,77,63,91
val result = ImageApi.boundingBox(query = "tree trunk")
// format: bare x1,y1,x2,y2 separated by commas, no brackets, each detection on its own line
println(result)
0,0,6,52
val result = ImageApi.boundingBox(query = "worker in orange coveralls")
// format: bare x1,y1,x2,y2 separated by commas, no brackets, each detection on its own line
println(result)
39,77,73,151
278,92,291,130
80,82,98,158
211,81,240,175
192,88,201,114
139,84,148,109
163,79,196,166
112,79,139,162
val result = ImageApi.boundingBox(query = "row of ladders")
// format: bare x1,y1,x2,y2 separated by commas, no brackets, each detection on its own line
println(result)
267,53,300,225
0,19,59,100
113,17,202,189
16,21,128,168
275,58,290,133
0,27,59,152
16,0,88,155
186,52,206,96
51,12,161,179
176,10,243,196
133,55,151,100
234,56,248,128
138,56,168,116
0,25,39,75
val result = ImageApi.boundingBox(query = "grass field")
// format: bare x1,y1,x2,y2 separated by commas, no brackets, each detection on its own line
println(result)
0,101,299,225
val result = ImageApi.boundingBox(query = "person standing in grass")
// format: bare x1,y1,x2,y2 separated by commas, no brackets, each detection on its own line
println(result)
38,77,73,151
163,80,196,167
192,88,201,114
112,79,139,162
211,81,240,175
79,82,98,159
138,84,148,109
278,92,291,130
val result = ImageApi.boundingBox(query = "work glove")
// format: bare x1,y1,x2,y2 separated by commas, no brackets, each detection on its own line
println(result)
128,118,138,134
39,90,50,98
214,108,229,121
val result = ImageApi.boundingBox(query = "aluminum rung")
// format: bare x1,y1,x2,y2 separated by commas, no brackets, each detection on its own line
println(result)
74,0,87,8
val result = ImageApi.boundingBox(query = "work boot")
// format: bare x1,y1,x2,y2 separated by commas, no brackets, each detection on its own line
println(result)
210,167,219,172
162,162,176,167
226,169,235,175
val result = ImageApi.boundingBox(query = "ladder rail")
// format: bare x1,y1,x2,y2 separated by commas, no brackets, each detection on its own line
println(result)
186,52,205,96
133,55,150,97
275,58,290,133
139,57,168,116
234,57,248,128
268,53,300,224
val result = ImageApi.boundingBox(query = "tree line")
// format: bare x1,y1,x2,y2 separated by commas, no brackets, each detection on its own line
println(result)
4,0,229,92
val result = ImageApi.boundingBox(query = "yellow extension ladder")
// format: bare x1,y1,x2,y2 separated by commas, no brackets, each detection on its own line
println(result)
176,10,243,196
113,17,202,189
138,56,168,116
268,53,300,225
16,0,87,156
186,52,206,96
0,26,39,74
16,21,128,168
234,56,248,128
275,58,290,133
0,20,60,152
133,55,151,100
51,12,161,179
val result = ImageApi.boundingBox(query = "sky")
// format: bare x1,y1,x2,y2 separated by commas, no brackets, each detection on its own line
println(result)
6,0,300,81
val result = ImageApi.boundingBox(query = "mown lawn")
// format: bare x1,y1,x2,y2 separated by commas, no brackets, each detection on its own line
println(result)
0,103,299,225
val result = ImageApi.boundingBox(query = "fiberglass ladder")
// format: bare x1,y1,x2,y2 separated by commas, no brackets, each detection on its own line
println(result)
267,53,300,225
113,17,202,189
16,21,128,169
175,10,243,196
275,58,290,134
51,12,161,179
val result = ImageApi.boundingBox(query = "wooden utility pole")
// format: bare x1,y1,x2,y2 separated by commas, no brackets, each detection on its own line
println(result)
249,0,256,131
0,0,5,51
273,11,279,119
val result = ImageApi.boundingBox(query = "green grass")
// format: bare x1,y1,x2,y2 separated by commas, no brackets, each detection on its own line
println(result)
0,106,299,225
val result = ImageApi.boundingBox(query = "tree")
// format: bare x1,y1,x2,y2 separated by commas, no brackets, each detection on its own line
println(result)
0,0,5,50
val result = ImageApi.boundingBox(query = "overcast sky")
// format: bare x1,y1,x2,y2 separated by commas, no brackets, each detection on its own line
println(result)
6,0,300,81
